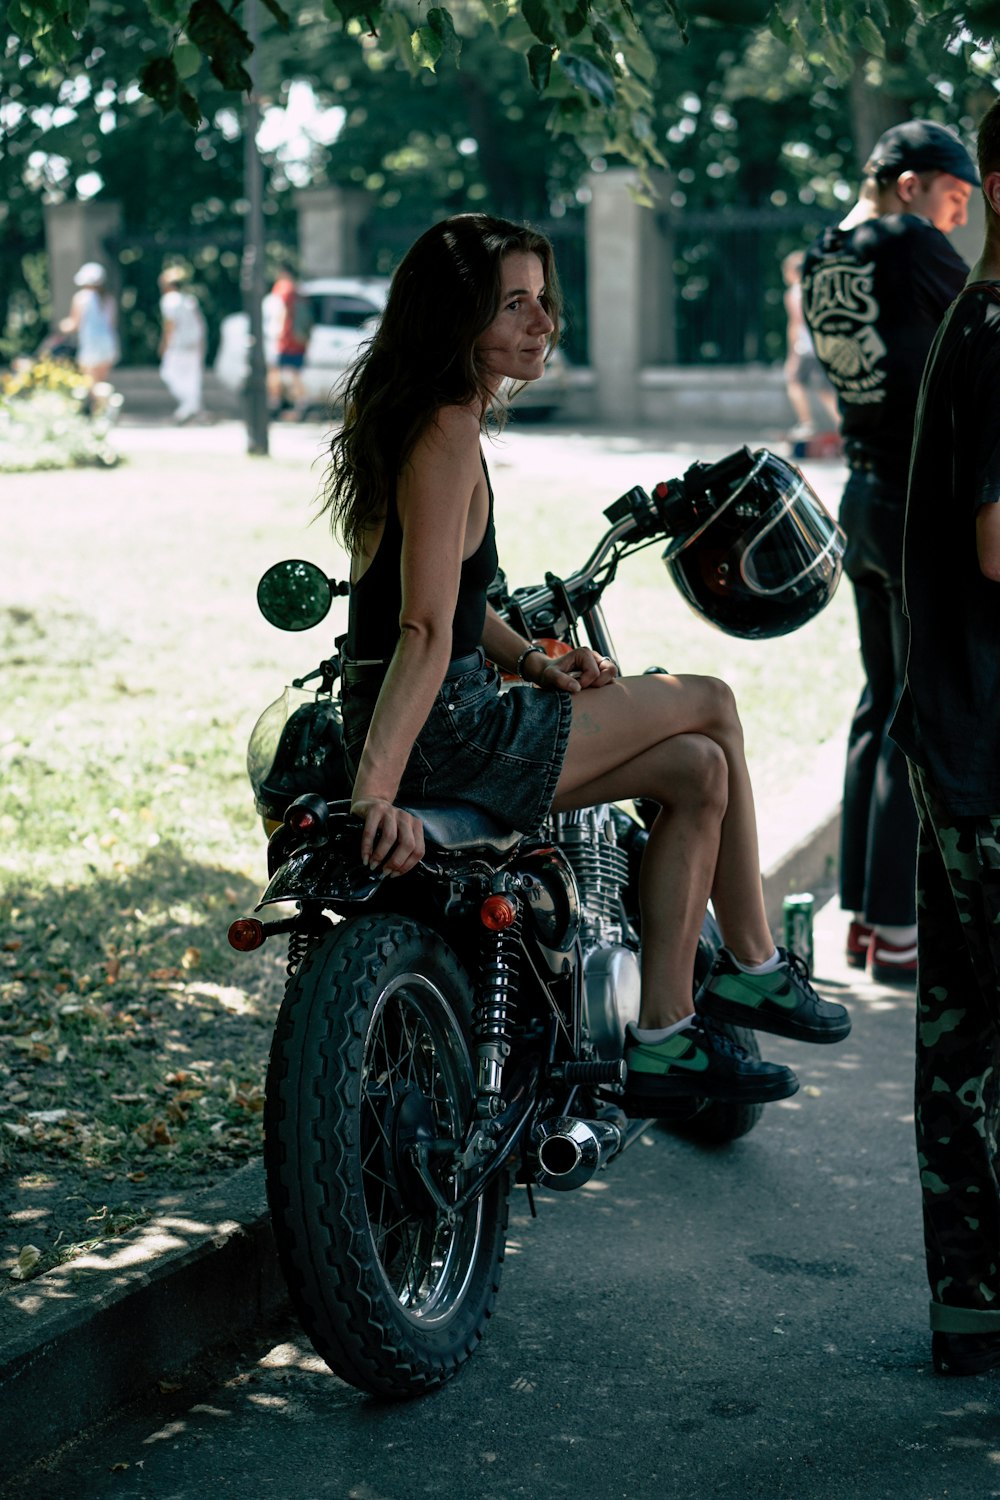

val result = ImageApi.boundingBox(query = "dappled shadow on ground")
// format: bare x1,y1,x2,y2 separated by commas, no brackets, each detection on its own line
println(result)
1,845,287,1285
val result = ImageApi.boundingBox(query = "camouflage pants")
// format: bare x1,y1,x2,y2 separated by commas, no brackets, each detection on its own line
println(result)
910,761,1000,1335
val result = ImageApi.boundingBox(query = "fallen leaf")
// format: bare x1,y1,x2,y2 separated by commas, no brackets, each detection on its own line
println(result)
11,1244,42,1281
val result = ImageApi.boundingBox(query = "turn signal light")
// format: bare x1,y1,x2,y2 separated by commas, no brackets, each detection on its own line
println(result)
228,918,266,951
480,895,518,931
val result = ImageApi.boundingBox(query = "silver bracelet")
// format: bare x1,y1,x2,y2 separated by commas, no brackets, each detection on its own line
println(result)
516,644,547,680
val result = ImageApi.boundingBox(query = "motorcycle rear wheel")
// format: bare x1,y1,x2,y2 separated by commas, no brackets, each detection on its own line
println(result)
264,913,509,1398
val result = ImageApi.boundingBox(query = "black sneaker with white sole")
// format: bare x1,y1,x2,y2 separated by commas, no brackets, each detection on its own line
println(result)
622,1015,798,1116
697,946,851,1044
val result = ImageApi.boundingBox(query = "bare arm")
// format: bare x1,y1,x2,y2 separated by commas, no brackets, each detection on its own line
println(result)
480,604,617,693
976,501,1000,582
350,404,483,870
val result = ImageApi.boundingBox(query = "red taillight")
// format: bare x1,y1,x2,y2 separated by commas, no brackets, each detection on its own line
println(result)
228,918,266,951
480,895,518,931
286,806,317,833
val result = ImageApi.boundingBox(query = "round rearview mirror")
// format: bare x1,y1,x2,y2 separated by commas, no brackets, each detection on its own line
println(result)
257,559,333,631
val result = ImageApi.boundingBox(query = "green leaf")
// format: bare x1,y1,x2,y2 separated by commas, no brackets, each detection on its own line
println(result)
178,87,203,127
663,0,689,41
172,40,202,79
66,0,89,26
427,7,460,58
139,55,181,112
561,0,589,36
522,0,558,46
527,40,552,89
412,23,444,67
557,51,616,106
186,0,254,91
854,14,886,55
386,9,420,74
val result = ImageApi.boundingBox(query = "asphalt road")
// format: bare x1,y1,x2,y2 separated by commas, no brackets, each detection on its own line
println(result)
8,900,999,1500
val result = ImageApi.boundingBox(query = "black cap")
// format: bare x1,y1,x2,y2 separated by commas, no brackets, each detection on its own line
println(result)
865,119,980,187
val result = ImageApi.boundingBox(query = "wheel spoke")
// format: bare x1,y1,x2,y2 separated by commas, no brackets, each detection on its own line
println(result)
355,971,484,1324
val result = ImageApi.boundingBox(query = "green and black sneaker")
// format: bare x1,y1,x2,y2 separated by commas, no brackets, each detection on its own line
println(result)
622,1015,798,1116
697,946,851,1045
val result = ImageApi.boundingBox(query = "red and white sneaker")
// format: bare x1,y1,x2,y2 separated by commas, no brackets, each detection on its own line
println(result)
868,931,917,986
845,920,873,970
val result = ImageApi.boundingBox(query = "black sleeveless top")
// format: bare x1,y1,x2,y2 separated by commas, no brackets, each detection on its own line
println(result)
346,454,499,662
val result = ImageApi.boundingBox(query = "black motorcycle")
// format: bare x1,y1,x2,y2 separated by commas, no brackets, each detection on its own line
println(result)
229,446,843,1397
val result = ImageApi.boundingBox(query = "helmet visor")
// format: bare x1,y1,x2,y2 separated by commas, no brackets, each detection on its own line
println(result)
663,450,844,639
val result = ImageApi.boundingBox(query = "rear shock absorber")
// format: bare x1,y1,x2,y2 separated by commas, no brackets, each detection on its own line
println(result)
474,887,523,1118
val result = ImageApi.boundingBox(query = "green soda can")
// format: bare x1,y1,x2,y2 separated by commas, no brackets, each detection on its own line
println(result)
782,892,815,972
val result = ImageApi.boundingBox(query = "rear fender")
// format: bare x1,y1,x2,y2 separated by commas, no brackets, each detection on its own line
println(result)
257,814,385,910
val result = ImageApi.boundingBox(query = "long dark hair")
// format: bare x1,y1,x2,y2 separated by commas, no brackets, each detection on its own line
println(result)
322,213,562,555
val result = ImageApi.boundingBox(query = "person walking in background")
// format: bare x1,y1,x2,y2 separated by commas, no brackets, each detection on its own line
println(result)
158,267,206,426
801,120,977,984
267,264,311,419
781,250,839,445
61,262,119,386
889,98,1000,1377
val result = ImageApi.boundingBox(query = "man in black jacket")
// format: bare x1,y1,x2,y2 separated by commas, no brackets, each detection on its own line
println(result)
889,98,1000,1376
802,120,977,984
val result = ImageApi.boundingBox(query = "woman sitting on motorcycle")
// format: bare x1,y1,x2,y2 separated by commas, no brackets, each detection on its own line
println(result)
324,213,849,1117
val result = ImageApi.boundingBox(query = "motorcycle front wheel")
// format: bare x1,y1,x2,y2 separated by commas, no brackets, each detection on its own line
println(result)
264,913,509,1398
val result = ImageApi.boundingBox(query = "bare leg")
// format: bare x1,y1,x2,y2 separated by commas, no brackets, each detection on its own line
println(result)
818,386,840,428
553,733,726,1027
786,377,812,429
552,674,775,1017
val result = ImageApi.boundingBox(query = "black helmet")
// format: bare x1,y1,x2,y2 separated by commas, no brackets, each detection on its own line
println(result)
662,449,844,640
247,687,353,822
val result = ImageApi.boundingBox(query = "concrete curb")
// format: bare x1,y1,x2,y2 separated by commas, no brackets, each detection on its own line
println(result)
0,1166,282,1486
0,802,841,1485
761,806,841,936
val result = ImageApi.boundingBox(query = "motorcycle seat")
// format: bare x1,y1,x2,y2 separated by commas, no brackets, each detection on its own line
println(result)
399,801,523,856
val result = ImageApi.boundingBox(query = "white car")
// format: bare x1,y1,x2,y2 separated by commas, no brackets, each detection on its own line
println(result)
213,277,390,415
214,274,569,419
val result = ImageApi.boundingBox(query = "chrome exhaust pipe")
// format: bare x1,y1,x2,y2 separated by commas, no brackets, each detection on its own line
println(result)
530,1116,623,1191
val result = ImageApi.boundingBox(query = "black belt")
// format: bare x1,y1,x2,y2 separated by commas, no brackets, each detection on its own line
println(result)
844,448,906,483
341,647,484,687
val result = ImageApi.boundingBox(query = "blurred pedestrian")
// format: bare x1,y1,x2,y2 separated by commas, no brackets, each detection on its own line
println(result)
781,250,839,444
61,262,119,385
801,120,977,984
889,97,1000,1377
158,266,206,425
267,264,312,419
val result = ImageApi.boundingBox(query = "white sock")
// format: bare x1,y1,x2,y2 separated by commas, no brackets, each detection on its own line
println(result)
873,923,918,944
730,946,781,974
631,1015,694,1044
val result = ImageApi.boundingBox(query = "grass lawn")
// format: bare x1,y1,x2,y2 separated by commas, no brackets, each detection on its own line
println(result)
0,419,860,1281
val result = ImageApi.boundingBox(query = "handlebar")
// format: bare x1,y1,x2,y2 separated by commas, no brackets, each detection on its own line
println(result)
493,446,757,642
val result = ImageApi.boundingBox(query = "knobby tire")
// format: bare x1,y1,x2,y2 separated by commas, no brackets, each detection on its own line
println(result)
263,913,509,1398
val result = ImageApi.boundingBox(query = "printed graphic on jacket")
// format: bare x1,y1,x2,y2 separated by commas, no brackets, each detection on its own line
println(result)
802,259,887,405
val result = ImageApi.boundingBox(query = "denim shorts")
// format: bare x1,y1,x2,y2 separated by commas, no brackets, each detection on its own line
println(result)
340,658,573,834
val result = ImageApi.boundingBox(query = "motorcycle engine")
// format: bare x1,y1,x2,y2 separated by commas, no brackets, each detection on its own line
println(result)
554,806,641,1059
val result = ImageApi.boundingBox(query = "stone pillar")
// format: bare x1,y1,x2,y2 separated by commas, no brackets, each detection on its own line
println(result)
295,186,370,277
585,169,672,422
44,199,123,323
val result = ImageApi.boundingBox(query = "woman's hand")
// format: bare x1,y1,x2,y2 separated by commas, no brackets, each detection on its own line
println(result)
351,797,426,876
532,647,618,694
